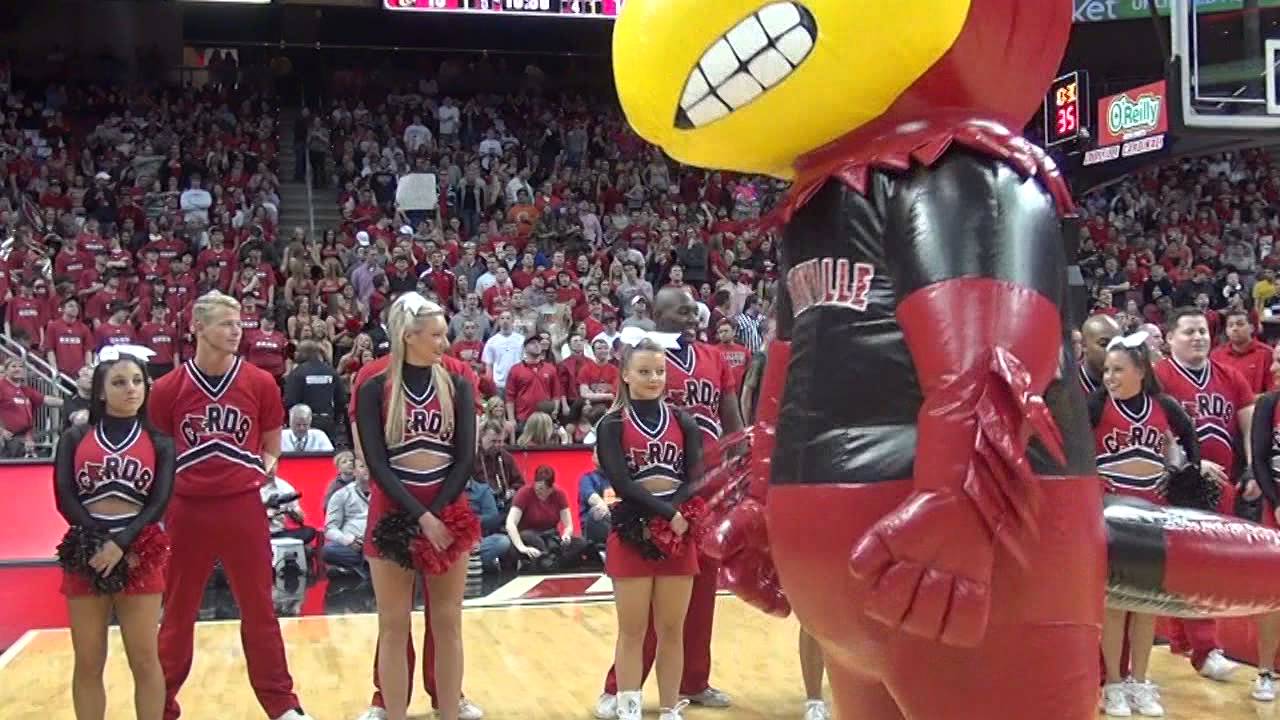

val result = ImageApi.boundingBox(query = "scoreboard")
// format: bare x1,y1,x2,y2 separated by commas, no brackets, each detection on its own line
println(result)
1044,71,1086,147
385,0,622,18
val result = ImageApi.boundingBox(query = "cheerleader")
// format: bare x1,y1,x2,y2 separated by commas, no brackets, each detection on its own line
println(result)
1090,332,1201,718
53,346,174,720
355,293,478,720
597,335,703,720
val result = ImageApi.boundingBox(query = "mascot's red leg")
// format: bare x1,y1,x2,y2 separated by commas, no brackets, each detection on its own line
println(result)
769,477,1103,720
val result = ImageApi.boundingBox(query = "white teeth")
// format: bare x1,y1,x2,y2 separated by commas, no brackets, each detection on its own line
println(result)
717,72,765,109
775,26,814,65
757,2,801,38
699,39,738,87
726,18,769,60
677,2,814,129
686,95,732,127
747,48,791,88
681,72,710,109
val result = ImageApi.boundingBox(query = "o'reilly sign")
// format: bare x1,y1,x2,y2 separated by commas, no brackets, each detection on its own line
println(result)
1098,81,1168,145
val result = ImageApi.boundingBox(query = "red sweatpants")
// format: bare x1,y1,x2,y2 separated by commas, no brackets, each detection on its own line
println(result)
370,596,440,710
1168,618,1219,669
159,492,299,720
603,555,719,696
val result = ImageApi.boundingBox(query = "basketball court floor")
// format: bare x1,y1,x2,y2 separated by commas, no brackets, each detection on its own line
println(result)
0,571,1276,720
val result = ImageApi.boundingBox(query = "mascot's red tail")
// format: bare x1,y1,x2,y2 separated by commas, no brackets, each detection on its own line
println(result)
1106,495,1280,617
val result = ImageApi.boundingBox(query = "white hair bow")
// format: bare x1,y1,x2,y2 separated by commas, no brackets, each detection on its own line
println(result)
393,292,441,316
97,344,157,363
618,325,682,349
1107,331,1149,351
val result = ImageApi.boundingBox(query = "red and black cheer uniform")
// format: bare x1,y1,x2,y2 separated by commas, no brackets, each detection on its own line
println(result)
597,398,703,577
664,339,734,443
1088,389,1199,506
1250,390,1280,529
355,363,477,565
53,415,174,595
1079,364,1102,396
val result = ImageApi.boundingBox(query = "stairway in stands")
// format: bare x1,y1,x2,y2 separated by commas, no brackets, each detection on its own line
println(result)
276,107,341,241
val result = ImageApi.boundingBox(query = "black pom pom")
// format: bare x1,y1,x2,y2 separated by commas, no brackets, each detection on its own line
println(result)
56,526,128,594
372,513,418,571
1164,465,1221,511
609,502,664,561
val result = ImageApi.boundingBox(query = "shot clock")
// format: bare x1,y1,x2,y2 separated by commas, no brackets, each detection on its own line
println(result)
1044,71,1087,147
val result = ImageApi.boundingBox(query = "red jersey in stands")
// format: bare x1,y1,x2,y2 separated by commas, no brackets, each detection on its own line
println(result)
73,421,158,507
349,353,481,418
419,267,456,305
559,353,589,402
622,401,687,485
54,249,93,286
578,360,619,401
449,339,485,369
84,288,130,325
137,321,178,365
148,357,284,497
716,342,749,393
665,340,733,441
1211,339,1273,394
506,360,561,422
243,329,288,377
1093,393,1173,504
43,319,93,375
482,284,515,316
6,296,45,343
94,321,136,352
0,379,41,434
1155,356,1253,472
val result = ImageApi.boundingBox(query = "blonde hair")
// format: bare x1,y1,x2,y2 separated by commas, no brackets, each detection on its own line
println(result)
383,293,454,445
517,412,556,446
609,337,665,412
191,290,242,333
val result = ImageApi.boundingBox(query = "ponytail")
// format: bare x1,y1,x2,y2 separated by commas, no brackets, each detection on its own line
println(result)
383,293,452,445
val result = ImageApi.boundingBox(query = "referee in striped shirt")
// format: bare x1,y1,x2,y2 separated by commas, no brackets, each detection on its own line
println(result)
733,295,766,354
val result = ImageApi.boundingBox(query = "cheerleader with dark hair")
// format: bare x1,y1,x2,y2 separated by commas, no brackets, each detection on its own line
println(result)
597,334,704,720
1089,332,1202,718
355,293,478,720
53,346,175,720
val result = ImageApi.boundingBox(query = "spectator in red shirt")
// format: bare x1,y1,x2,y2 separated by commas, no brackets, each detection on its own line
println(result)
558,334,590,408
94,302,136,351
53,233,94,287
577,338,620,414
448,319,488,379
43,298,93,377
0,358,63,457
714,319,750,393
137,304,179,378
1211,309,1274,394
244,314,289,381
505,336,563,429
504,465,594,572
6,281,47,347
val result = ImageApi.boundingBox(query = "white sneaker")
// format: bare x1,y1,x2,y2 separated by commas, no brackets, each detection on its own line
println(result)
354,708,386,720
803,699,830,720
1253,672,1277,702
273,711,315,720
617,690,643,720
684,686,732,707
1199,649,1239,681
593,693,618,719
658,699,691,720
437,698,484,720
1125,680,1164,717
1102,683,1132,717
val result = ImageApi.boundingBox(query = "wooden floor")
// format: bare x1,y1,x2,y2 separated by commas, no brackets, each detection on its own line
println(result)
1,596,1276,719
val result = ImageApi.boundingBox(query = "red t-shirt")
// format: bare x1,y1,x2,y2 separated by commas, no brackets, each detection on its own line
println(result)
505,361,561,422
577,360,619,400
43,319,93,375
94,321,137,351
137,321,178,365
6,296,46,344
242,329,289,378
0,379,42,434
1210,340,1274,395
716,342,750,393
512,484,568,532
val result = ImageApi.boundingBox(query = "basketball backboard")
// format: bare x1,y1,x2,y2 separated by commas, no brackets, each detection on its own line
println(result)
1171,0,1280,131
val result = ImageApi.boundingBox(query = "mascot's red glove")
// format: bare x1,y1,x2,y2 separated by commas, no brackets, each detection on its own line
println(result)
700,339,792,617
848,279,1066,647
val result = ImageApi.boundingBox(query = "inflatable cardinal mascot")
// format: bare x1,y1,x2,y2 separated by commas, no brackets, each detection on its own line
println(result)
614,1,1103,717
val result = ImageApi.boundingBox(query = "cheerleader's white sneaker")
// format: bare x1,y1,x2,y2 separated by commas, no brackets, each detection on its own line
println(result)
803,699,830,720
658,699,691,720
593,692,617,719
617,690,643,720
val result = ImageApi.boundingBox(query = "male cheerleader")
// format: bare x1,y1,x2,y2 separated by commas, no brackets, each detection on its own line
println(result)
595,287,743,718
148,291,310,720
1155,307,1256,681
